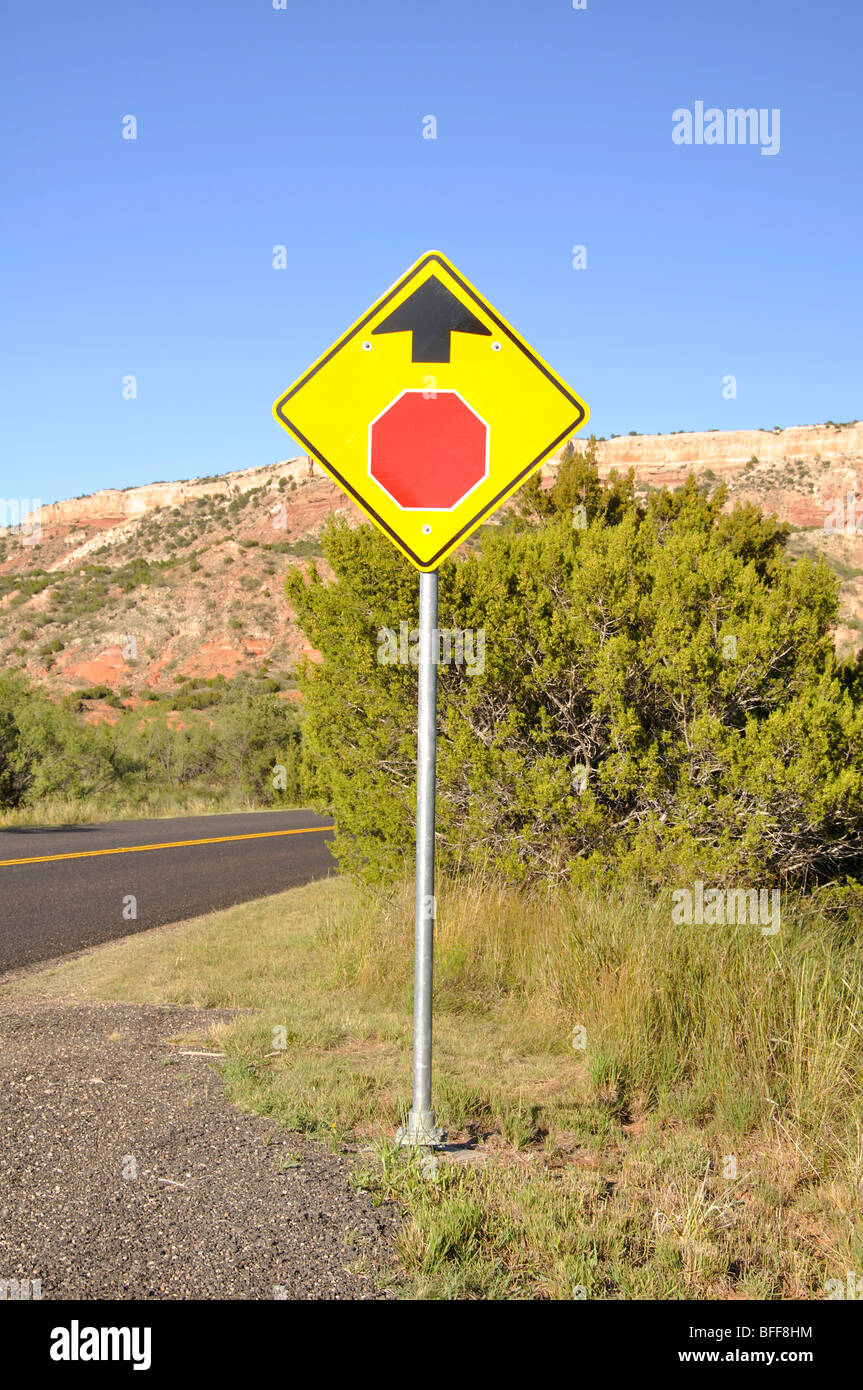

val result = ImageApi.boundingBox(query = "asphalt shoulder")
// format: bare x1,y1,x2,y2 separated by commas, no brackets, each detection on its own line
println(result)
0,994,398,1301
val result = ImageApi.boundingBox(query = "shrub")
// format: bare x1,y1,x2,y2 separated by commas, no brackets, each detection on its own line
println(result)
0,675,122,808
287,453,863,888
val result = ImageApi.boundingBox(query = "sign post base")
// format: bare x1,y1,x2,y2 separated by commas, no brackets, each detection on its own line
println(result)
396,1111,445,1149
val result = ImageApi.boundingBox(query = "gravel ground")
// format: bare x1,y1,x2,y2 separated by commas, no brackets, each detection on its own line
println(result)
0,996,399,1300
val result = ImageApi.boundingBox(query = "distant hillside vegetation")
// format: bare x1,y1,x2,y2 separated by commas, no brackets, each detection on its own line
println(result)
0,423,860,704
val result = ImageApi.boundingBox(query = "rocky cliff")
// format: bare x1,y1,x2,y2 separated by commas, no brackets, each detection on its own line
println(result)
1,421,860,698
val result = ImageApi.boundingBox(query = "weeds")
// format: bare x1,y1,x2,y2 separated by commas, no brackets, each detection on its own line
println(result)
14,874,862,1298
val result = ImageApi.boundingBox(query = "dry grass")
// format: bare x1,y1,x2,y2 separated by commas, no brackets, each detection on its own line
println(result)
11,873,862,1299
0,793,285,828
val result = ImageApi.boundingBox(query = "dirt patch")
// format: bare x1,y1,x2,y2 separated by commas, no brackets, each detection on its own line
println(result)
0,996,399,1300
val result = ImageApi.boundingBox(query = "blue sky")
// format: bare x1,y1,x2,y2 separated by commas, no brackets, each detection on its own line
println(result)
2,0,861,506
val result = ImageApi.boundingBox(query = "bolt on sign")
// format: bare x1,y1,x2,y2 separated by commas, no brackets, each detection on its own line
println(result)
272,250,589,569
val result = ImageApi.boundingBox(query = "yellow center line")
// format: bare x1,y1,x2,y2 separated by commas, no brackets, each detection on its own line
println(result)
0,825,332,868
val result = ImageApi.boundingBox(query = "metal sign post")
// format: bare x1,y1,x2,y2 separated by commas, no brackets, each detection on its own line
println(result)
271,250,589,1151
397,568,444,1148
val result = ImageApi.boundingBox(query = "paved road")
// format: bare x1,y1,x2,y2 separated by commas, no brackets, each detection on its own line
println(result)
0,810,335,973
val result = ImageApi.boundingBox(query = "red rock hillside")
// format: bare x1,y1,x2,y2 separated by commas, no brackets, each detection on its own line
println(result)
0,422,860,697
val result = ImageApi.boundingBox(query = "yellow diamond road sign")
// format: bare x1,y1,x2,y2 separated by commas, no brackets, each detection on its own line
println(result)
272,250,589,571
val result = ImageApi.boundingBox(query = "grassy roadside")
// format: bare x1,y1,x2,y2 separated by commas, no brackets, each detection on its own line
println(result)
0,793,296,828
8,875,862,1300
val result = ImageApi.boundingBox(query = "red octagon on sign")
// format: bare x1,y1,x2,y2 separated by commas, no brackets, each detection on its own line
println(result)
369,390,488,510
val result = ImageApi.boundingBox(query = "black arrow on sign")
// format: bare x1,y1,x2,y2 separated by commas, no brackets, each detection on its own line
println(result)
371,275,492,363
